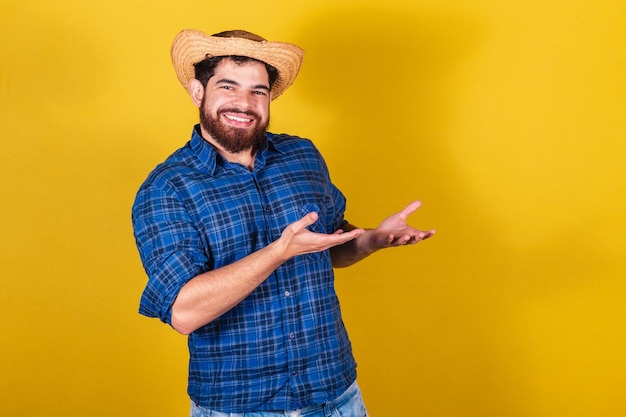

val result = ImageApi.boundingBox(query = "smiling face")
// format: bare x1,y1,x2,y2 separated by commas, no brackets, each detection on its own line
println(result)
194,58,272,155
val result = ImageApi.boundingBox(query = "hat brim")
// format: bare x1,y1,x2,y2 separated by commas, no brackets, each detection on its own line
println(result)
171,29,305,100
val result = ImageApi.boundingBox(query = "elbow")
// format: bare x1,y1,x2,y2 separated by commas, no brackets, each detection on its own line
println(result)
171,313,196,335
170,305,203,335
173,325,194,336
171,305,218,335
170,292,201,335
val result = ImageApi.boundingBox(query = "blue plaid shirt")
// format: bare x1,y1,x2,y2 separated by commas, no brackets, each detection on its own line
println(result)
132,126,357,412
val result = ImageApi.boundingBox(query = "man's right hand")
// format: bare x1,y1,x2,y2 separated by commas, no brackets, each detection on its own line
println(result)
275,212,365,261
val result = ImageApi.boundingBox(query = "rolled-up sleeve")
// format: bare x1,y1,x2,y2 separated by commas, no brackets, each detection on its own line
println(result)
132,181,210,325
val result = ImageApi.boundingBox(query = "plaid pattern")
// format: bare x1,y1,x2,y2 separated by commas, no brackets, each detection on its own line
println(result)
132,126,356,412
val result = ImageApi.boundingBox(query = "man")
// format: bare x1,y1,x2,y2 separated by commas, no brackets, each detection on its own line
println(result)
132,29,435,417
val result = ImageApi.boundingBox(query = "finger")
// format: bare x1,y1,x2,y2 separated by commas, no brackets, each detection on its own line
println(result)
320,228,364,249
299,211,318,228
288,212,319,234
337,228,364,243
398,235,412,245
422,229,436,239
411,230,434,241
398,200,422,220
387,235,411,247
410,229,435,244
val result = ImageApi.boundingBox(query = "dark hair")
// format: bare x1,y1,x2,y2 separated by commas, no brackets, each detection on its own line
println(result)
193,55,279,89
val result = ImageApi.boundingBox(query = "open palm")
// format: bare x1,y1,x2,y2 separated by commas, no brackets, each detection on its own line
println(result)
369,200,435,248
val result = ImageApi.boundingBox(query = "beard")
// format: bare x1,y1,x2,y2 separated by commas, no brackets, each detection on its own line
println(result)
199,98,269,154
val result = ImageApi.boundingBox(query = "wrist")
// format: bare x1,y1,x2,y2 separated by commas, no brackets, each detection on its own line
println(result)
358,229,379,256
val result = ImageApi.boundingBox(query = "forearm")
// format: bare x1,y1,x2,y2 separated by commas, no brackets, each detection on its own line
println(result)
330,227,377,268
170,212,364,334
171,240,287,335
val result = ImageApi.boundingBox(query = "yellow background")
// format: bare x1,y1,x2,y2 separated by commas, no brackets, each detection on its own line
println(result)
1,0,625,415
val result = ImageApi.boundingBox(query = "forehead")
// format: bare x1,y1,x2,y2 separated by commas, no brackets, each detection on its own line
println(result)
213,58,270,84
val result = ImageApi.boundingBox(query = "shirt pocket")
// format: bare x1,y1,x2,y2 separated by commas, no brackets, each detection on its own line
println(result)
298,203,325,232
298,203,326,261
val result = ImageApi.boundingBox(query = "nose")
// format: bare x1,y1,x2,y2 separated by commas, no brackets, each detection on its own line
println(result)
231,90,253,111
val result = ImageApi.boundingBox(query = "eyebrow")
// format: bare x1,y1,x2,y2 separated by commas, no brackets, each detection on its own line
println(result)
216,78,270,91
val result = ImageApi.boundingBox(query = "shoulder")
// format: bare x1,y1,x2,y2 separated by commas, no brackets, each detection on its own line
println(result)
266,132,323,160
265,132,332,178
138,142,199,189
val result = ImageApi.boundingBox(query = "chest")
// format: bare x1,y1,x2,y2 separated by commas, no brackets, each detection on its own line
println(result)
178,162,334,265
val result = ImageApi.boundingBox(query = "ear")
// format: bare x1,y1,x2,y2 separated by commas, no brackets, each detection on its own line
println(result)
189,79,205,108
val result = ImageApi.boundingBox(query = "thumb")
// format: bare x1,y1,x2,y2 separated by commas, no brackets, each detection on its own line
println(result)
295,211,318,231
398,200,422,220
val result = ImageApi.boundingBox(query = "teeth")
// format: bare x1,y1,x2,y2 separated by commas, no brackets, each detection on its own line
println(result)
225,114,252,123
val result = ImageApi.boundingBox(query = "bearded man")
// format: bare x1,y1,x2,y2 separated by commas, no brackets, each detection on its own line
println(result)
132,29,434,417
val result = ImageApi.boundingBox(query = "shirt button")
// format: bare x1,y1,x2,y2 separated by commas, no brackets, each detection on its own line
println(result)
289,332,296,339
284,290,291,297
291,371,298,377
265,205,271,213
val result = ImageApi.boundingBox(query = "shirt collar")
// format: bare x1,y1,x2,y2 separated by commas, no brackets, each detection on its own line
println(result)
265,135,285,154
190,125,218,175
189,124,284,176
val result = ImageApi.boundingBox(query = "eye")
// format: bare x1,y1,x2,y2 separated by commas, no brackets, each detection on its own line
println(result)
252,90,268,96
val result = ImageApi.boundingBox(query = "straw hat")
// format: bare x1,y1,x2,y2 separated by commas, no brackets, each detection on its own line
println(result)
170,29,305,100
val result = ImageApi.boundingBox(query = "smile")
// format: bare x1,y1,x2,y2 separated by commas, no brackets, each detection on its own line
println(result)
224,114,253,123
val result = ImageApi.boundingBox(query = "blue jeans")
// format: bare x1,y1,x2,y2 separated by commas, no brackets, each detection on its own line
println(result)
190,381,368,417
